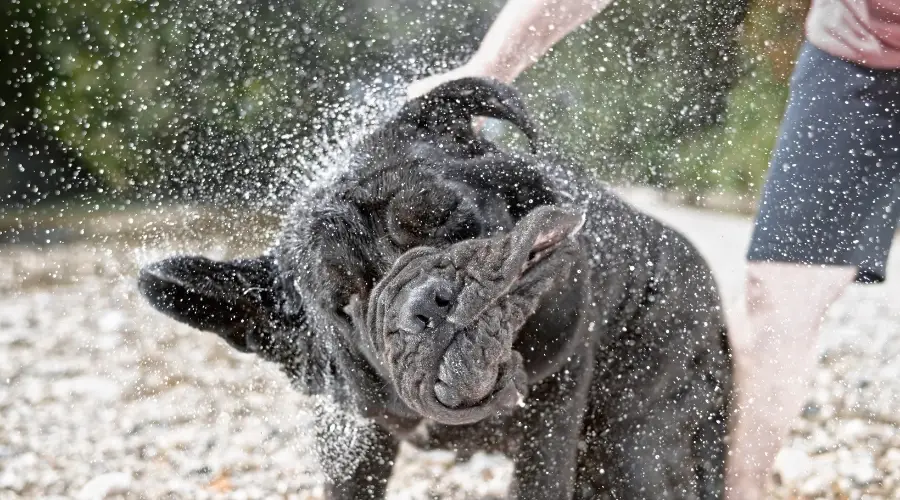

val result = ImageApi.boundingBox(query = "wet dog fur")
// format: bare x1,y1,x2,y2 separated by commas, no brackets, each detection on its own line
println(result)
138,78,732,499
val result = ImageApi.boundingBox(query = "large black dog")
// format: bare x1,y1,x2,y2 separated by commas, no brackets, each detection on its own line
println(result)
139,78,732,499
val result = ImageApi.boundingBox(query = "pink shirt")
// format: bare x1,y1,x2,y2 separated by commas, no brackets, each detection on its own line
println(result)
806,0,900,69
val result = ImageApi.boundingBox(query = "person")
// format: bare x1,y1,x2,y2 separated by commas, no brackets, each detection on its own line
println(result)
408,0,900,498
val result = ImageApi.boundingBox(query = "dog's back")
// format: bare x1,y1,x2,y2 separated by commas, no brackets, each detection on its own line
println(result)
573,188,731,498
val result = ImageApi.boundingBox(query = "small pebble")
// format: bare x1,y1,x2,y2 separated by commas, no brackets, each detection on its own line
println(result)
76,472,132,500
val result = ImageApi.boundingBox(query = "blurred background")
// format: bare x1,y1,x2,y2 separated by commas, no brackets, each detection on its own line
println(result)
2,0,809,217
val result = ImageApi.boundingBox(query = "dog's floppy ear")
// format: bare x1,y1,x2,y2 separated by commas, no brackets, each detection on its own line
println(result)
138,254,299,353
399,77,540,152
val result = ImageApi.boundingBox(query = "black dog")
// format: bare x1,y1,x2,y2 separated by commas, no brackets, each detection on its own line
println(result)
138,78,732,499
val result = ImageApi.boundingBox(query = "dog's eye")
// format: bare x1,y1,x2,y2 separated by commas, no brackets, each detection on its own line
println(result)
336,294,360,326
387,184,462,247
339,303,353,322
438,212,482,243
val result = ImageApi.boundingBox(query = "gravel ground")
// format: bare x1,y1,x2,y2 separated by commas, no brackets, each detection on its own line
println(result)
1,190,898,499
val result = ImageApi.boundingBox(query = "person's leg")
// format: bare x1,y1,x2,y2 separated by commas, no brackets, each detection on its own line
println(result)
725,261,856,499
727,40,900,497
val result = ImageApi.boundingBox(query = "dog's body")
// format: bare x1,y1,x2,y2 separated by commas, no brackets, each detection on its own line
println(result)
139,79,732,499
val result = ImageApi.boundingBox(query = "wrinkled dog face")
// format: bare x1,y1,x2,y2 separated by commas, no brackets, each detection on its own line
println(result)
363,206,585,424
281,179,586,424
138,78,585,426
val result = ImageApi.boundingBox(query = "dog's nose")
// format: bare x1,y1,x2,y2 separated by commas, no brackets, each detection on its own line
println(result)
398,277,455,334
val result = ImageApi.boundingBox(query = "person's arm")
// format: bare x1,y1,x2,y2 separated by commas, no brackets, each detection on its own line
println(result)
408,0,613,98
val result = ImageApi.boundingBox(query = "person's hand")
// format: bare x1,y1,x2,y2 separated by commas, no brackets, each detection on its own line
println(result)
407,62,493,100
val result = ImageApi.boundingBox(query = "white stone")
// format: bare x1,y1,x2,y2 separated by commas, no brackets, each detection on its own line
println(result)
0,468,25,492
51,376,121,402
76,472,132,500
836,451,879,486
774,448,813,484
797,465,838,497
883,449,900,470
97,310,128,334
836,419,870,444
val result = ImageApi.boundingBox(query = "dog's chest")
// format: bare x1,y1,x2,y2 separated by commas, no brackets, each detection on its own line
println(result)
401,415,523,456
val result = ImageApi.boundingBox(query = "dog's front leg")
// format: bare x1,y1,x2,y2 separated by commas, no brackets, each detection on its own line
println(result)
315,417,399,500
511,353,592,500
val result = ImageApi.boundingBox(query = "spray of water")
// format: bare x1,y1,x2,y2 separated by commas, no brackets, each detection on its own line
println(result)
4,0,899,498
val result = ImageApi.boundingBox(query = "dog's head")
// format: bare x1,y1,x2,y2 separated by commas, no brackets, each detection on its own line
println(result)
363,206,585,424
138,78,587,425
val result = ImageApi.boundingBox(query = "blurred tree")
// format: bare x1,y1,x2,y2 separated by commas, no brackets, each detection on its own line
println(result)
1,0,50,129
2,0,496,204
1,2,96,209
30,0,388,200
1,0,808,204
517,0,807,198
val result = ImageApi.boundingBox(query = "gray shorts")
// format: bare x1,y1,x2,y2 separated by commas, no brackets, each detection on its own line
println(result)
746,42,900,283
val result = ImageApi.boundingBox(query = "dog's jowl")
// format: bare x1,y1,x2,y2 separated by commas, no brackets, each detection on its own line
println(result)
139,78,732,500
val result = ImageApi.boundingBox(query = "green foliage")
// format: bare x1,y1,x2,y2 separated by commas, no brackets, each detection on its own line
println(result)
518,0,744,173
515,0,805,198
2,0,807,199
673,69,789,197
5,0,395,193
1,0,51,128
